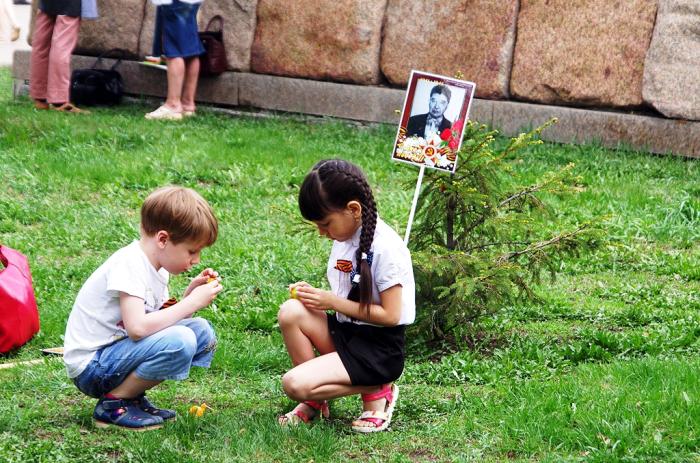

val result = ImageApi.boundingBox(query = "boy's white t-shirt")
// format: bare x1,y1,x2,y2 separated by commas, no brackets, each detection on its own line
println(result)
327,217,415,326
63,241,170,378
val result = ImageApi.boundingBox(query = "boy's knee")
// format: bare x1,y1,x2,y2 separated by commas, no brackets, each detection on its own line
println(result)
163,326,198,361
281,370,310,401
188,317,216,344
278,299,306,328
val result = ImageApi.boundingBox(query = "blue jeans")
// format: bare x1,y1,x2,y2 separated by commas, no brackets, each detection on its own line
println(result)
73,318,216,398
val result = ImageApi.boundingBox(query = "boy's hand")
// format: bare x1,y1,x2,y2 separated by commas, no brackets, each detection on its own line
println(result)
187,279,223,310
294,286,336,311
184,268,220,298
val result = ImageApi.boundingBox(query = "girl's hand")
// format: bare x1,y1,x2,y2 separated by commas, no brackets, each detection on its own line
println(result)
288,281,311,291
294,286,336,311
288,281,311,300
184,268,220,298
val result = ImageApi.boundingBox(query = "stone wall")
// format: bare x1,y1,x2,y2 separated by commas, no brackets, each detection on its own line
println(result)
26,0,700,122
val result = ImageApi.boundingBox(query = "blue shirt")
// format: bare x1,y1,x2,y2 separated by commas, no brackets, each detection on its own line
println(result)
81,0,98,19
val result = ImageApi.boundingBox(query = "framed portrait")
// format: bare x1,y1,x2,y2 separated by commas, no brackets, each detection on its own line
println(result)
392,70,476,173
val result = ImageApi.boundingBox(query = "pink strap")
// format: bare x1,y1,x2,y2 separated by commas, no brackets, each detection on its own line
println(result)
293,410,310,423
360,384,393,403
303,400,326,411
361,417,385,427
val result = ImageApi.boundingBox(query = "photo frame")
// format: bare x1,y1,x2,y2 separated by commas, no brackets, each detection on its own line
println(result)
392,70,476,173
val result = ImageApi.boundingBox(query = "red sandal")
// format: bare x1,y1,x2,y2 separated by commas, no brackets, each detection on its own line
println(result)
351,384,399,433
278,400,330,425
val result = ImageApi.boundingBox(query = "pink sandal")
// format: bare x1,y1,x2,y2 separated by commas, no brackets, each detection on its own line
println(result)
278,400,329,425
351,384,399,433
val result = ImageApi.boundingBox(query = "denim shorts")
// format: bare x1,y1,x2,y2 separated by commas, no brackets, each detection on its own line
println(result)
153,0,205,59
72,317,216,398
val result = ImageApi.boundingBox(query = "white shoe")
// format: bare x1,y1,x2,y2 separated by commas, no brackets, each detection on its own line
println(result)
145,105,182,121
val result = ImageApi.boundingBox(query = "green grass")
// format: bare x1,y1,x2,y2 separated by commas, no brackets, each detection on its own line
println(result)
1,67,700,462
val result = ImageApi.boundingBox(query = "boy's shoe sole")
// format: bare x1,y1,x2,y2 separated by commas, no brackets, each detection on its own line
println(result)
94,419,163,431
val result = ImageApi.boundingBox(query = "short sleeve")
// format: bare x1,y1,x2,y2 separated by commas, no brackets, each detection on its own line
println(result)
106,257,146,299
373,249,403,293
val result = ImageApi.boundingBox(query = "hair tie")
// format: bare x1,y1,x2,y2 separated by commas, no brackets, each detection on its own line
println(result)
349,251,373,287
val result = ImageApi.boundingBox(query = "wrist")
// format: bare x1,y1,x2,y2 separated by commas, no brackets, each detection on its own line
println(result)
327,292,341,311
181,294,202,313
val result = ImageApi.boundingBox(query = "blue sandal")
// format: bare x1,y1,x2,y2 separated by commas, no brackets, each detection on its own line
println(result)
93,397,164,431
134,395,177,421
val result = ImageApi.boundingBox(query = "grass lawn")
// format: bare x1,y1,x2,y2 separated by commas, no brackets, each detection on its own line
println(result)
1,67,700,462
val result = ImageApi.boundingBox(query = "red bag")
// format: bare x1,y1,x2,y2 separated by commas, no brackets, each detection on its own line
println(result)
0,246,40,353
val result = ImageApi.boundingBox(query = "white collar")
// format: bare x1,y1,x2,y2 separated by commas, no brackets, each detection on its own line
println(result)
348,215,381,247
350,224,362,247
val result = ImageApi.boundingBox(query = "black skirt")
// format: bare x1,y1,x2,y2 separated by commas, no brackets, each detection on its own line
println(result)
328,315,406,386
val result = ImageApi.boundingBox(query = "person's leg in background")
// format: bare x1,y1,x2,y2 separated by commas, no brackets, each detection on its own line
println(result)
181,56,199,116
46,14,83,111
146,4,183,120
164,56,185,112
146,1,203,120
180,2,202,117
29,10,54,109
1,0,21,41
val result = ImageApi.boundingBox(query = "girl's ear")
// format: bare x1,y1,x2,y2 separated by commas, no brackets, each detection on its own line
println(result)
346,200,362,221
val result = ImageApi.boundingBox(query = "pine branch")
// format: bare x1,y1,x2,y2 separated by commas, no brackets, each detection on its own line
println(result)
496,224,589,265
498,183,544,209
462,240,532,253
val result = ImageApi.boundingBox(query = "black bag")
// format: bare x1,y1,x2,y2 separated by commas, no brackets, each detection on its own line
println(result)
70,50,125,106
199,16,228,77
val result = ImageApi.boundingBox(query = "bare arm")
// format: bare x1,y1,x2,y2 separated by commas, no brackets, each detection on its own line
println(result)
120,280,222,340
294,284,403,326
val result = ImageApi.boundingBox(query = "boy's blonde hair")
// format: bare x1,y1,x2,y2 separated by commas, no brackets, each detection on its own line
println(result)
141,186,218,246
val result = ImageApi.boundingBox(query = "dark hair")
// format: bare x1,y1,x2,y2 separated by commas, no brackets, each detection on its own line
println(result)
298,159,378,316
430,84,451,103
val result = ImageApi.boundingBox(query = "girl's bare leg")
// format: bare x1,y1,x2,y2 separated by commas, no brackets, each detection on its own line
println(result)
181,56,200,111
164,57,184,111
277,299,392,422
278,298,334,365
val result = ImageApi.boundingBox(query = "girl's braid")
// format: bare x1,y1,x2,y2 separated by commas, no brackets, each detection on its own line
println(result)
331,167,377,261
357,180,377,259
342,169,377,316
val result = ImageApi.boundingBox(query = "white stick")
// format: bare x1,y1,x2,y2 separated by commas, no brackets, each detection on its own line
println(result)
0,359,43,370
404,165,425,245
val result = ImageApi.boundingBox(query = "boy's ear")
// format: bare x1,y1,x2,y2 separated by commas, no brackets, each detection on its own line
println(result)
156,230,170,248
347,201,362,220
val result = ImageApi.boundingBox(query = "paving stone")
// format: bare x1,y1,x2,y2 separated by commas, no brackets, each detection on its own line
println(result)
510,0,657,108
250,0,386,84
381,0,518,99
74,0,147,58
643,0,700,121
197,0,258,72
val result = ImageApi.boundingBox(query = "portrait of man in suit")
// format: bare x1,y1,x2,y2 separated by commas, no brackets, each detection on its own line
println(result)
405,84,452,139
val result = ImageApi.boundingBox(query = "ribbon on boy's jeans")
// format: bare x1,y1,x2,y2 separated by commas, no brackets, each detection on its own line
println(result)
349,252,373,286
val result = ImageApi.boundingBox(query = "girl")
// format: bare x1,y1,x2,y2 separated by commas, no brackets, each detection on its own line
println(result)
145,0,205,120
278,159,415,433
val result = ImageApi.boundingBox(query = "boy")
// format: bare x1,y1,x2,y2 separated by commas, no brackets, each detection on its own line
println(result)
64,186,222,430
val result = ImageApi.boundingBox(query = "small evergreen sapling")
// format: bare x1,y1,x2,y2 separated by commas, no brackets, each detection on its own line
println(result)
408,119,599,343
